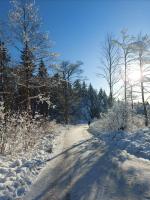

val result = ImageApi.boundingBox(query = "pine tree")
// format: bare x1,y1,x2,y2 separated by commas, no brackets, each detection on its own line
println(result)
37,60,49,117
87,84,100,119
0,41,11,111
19,44,35,112
38,59,48,78
9,0,54,114
98,89,108,113
54,61,83,123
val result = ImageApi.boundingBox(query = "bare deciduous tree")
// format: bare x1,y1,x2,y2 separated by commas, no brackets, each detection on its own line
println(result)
131,34,150,126
114,29,134,105
99,34,120,107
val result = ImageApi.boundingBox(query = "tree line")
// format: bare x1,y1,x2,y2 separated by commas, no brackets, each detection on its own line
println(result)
100,30,150,127
0,0,109,124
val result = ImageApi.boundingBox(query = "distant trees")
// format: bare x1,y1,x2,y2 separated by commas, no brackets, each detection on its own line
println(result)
53,61,83,123
48,73,108,123
87,84,100,119
99,31,150,127
49,61,108,124
98,89,108,112
38,59,48,78
0,41,11,111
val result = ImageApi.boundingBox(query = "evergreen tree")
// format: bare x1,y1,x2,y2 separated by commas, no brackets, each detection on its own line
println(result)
79,81,89,121
38,59,48,78
37,60,49,117
98,89,108,113
82,81,88,97
19,44,35,112
0,41,11,111
9,0,54,114
71,80,82,121
87,84,100,119
54,61,83,124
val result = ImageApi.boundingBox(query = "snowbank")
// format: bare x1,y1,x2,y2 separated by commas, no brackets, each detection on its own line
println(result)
90,122,150,161
0,124,67,200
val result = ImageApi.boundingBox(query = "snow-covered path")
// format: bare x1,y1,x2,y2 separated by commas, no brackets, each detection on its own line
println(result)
24,125,150,200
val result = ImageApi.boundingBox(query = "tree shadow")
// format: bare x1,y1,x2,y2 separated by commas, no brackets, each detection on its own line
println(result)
31,128,150,200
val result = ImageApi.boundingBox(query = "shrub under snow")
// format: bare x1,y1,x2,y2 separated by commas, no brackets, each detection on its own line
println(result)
0,120,65,200
0,109,55,155
89,102,150,161
92,102,145,132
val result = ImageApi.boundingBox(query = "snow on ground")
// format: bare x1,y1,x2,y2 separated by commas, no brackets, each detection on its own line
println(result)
24,124,150,200
90,121,150,160
2,121,150,200
0,124,68,200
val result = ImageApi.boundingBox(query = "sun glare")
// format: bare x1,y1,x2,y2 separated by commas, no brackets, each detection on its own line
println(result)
128,70,141,83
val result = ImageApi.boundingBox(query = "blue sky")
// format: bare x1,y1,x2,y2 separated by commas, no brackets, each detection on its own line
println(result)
0,0,150,92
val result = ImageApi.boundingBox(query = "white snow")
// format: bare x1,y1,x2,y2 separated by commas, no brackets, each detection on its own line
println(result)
2,122,150,200
23,124,150,200
90,121,150,160
0,124,67,200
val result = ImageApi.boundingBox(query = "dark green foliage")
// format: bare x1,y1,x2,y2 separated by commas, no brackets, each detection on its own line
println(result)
0,1,109,123
49,77,108,123
0,41,109,123
38,59,48,78
0,41,13,111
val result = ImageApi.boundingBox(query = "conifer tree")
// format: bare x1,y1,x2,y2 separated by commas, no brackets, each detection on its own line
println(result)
38,59,48,78
0,41,11,111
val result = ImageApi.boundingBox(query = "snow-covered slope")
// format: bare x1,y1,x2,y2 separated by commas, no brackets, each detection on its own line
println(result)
0,125,67,200
90,123,150,160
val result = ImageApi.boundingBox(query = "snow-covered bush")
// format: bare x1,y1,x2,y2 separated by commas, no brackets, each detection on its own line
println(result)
104,102,127,131
0,101,7,154
90,101,145,132
0,119,62,200
0,107,56,155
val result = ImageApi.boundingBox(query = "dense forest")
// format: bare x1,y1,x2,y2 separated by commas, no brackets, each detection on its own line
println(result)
0,0,109,124
0,0,110,155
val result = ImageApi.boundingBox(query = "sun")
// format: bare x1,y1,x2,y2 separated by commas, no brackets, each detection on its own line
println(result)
128,70,141,83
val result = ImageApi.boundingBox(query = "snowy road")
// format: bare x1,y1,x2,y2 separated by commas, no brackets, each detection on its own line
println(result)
24,125,150,200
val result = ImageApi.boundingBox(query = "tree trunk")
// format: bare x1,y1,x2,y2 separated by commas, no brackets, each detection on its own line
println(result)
124,55,127,105
109,60,113,107
64,82,69,124
139,55,148,126
130,85,134,109
25,64,31,114
124,54,127,129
